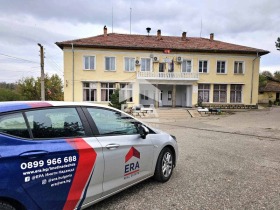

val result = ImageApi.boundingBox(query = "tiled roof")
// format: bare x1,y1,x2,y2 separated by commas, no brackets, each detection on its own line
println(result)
56,33,269,55
259,79,280,92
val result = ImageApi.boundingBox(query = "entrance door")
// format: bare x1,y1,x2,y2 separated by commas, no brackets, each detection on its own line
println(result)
167,90,172,106
159,91,163,107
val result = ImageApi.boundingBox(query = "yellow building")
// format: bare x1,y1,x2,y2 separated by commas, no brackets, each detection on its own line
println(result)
56,26,269,108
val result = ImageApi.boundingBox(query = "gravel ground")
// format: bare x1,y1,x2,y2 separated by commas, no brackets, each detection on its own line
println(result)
87,107,280,210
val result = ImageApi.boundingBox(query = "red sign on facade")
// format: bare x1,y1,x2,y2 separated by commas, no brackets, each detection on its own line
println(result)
164,49,171,54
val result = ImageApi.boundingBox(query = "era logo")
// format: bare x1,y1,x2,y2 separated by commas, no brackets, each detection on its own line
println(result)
124,147,140,177
125,161,139,174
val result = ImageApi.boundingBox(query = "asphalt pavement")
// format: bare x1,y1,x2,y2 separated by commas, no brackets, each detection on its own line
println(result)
88,107,280,210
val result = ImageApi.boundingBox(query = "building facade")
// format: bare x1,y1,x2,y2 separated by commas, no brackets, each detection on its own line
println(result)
56,27,269,108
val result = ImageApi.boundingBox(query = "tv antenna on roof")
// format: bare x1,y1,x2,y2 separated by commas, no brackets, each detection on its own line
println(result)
200,18,203,37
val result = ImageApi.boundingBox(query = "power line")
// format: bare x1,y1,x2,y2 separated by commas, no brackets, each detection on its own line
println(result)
45,58,63,73
0,52,39,64
45,52,63,70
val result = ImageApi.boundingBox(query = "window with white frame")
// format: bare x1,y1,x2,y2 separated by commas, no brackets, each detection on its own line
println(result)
198,84,210,102
105,57,116,71
120,83,133,102
199,60,208,73
213,84,227,103
234,61,244,74
217,61,226,74
101,83,116,101
182,60,192,73
124,57,135,72
141,58,151,71
83,82,97,101
230,84,242,103
84,56,95,70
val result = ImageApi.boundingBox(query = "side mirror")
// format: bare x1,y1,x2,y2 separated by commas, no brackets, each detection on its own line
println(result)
138,124,149,139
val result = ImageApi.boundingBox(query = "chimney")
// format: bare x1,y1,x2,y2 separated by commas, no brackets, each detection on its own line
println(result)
104,25,107,36
210,33,214,41
182,32,187,41
157,29,161,39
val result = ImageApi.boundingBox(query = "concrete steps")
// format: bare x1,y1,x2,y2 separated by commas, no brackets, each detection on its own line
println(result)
155,108,191,119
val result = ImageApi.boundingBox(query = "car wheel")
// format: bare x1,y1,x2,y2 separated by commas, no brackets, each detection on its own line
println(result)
0,202,16,210
154,147,174,182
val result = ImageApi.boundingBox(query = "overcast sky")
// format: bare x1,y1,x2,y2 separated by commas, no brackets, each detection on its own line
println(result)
0,0,279,83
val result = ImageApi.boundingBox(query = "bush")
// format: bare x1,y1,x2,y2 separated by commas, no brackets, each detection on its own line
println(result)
268,100,273,107
108,89,127,110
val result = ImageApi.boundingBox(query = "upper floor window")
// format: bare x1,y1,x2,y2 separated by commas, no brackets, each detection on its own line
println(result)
84,56,95,70
159,63,165,72
105,57,116,71
217,61,226,74
83,82,97,101
168,61,174,72
141,58,151,71
101,83,116,101
199,60,208,73
234,61,244,74
124,57,135,72
213,84,227,103
230,84,242,103
198,84,210,103
182,60,192,73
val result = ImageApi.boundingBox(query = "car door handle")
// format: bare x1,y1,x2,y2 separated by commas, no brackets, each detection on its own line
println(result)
19,150,49,159
105,144,120,150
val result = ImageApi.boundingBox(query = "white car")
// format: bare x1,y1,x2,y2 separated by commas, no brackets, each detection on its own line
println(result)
0,101,178,210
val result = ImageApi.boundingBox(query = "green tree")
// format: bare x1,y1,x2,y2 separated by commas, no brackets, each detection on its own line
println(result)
17,74,63,101
259,74,267,88
108,89,126,110
276,37,280,51
0,88,22,101
261,70,273,78
274,71,280,81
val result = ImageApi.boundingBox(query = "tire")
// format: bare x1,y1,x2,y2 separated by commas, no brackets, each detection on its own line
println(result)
154,147,174,182
0,202,16,210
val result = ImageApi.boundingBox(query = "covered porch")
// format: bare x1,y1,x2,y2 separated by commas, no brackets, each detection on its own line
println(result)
139,83,193,108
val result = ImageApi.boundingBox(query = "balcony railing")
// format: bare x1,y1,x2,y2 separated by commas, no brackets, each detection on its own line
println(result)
137,71,199,80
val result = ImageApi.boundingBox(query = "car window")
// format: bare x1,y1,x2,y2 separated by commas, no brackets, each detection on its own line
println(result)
87,108,138,136
0,113,30,138
25,108,86,139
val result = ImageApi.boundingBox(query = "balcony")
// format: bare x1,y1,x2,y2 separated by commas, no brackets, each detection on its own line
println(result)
137,71,199,80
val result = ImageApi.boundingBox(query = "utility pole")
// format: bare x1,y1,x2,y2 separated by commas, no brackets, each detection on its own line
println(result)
38,43,45,101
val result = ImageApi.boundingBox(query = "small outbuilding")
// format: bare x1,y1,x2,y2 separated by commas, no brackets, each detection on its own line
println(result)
258,77,280,104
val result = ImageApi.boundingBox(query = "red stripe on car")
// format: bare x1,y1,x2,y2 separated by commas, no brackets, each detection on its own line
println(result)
63,138,97,210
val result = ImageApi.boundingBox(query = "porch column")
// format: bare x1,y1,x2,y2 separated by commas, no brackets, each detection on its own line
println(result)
172,84,176,108
155,84,159,108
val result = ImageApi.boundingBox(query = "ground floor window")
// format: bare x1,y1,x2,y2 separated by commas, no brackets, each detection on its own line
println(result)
83,82,97,101
101,83,116,101
230,84,242,103
213,84,227,102
198,84,210,102
140,90,149,100
120,83,133,102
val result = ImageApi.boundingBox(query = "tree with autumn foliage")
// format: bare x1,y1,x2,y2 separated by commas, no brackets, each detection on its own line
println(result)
17,74,63,101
